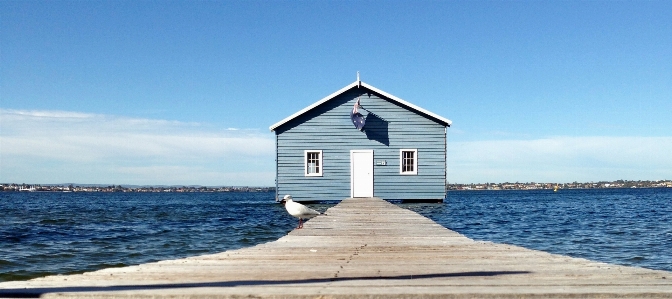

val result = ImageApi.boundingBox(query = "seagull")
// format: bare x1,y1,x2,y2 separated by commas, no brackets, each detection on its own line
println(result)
280,195,321,229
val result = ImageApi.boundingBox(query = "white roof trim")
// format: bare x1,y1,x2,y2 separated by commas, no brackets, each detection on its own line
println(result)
269,80,452,131
269,81,359,131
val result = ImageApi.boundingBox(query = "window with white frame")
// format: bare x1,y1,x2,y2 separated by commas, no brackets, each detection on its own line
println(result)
304,150,323,176
400,149,418,175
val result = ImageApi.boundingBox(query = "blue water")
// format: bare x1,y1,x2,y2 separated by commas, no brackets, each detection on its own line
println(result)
403,188,672,272
0,192,304,282
1,188,671,282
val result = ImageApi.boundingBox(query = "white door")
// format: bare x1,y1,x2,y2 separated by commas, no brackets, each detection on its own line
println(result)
351,150,374,198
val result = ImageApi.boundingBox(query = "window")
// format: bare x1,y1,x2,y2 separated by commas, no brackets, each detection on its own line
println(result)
400,149,418,175
304,150,323,177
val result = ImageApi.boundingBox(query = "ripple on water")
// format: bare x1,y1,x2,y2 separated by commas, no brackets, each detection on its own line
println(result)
2,189,671,282
403,188,672,273
0,192,296,282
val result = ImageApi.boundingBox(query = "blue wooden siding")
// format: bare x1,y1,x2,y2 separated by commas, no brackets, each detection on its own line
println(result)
275,87,446,201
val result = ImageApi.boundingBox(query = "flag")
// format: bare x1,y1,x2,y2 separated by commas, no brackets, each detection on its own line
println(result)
350,98,366,131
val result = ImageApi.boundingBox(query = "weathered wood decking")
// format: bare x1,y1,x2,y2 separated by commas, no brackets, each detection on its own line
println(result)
2,197,671,298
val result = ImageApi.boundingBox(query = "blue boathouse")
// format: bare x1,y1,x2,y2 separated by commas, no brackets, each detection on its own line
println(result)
269,78,451,202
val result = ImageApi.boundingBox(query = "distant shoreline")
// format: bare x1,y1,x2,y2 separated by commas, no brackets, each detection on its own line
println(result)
1,184,274,193
3,179,670,192
448,186,671,191
448,180,671,191
2,187,670,193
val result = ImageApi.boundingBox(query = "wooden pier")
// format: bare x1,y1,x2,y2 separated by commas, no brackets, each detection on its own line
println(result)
2,197,672,298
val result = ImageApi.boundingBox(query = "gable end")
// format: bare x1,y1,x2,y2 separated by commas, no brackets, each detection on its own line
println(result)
270,81,451,132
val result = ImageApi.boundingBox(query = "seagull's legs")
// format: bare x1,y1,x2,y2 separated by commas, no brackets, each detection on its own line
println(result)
298,218,303,229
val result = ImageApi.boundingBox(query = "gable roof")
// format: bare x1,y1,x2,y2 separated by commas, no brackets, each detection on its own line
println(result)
269,80,452,131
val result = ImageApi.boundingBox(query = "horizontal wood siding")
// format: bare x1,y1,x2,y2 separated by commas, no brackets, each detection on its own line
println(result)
275,87,446,201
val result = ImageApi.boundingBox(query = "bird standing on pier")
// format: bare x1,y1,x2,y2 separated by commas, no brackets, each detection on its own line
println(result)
280,195,321,229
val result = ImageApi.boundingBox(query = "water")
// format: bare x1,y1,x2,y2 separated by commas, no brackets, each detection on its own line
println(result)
0,192,324,282
402,188,672,272
1,189,671,282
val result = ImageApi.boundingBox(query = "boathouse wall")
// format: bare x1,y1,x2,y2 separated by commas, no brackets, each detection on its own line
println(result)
272,83,448,202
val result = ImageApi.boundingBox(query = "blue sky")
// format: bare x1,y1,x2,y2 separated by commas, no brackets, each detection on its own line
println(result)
1,0,671,185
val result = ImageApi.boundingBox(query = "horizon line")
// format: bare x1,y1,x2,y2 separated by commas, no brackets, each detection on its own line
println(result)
3,179,672,188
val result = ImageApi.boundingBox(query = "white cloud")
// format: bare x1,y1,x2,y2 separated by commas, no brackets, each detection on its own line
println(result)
3,109,670,185
448,136,672,183
0,109,275,185
6,110,97,119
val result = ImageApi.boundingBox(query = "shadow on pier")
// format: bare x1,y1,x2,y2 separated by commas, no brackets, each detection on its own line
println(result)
0,270,531,298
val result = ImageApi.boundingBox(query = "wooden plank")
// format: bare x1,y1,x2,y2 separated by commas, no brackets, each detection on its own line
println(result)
3,197,670,298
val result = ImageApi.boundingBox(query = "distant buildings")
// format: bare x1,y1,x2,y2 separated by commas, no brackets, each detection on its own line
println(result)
1,180,670,193
0,183,274,193
446,180,672,191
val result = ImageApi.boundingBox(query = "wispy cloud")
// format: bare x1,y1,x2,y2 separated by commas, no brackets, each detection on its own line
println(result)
448,136,672,183
3,109,670,185
0,109,275,185
7,110,95,119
